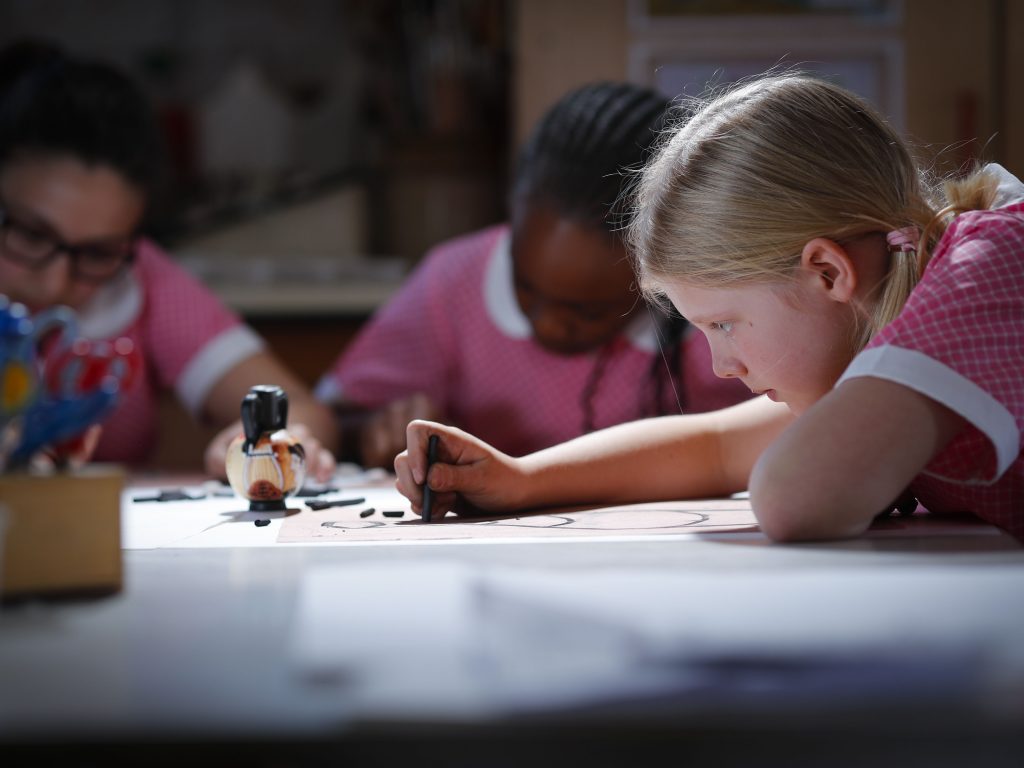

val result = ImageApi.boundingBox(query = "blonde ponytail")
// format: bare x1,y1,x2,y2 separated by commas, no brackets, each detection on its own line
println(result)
630,74,1004,353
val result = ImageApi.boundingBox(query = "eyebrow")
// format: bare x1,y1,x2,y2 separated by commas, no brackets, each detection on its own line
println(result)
682,314,716,326
513,271,624,312
3,202,135,248
2,203,60,236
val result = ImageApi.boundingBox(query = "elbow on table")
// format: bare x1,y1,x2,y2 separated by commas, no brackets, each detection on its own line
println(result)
750,498,821,543
748,483,810,542
748,464,863,543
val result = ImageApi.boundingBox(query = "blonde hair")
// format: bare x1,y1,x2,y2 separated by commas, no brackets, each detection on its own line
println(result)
628,73,999,349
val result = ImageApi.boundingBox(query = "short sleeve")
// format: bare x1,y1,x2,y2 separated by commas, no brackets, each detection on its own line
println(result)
315,239,463,410
135,241,265,415
838,206,1024,483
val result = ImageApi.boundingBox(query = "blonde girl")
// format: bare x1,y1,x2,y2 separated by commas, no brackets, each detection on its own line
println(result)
394,74,1024,542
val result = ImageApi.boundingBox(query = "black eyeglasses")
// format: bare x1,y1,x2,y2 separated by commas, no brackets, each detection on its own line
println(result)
0,206,136,282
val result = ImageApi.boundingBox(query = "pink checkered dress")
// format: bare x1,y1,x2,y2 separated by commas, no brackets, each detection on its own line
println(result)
841,200,1024,540
317,225,751,458
80,240,264,464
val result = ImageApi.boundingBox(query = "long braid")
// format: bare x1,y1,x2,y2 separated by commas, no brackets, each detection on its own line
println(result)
509,82,674,434
642,311,687,418
579,339,618,434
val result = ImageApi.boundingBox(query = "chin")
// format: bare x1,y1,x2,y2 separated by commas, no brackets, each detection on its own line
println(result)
534,338,593,357
784,392,827,417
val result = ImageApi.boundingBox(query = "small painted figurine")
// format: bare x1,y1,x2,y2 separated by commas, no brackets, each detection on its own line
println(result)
225,385,306,511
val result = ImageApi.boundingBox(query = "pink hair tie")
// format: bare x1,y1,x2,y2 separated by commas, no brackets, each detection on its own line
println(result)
886,226,920,253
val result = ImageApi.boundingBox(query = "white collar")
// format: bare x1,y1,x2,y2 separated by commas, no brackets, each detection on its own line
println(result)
482,230,660,352
985,163,1024,208
76,266,143,340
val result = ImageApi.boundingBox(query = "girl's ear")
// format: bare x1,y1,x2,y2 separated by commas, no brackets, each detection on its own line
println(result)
799,237,857,304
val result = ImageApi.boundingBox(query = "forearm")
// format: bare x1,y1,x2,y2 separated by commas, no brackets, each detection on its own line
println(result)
518,415,727,508
518,397,792,509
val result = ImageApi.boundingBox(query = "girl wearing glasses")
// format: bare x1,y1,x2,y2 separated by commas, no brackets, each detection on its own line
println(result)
0,41,337,478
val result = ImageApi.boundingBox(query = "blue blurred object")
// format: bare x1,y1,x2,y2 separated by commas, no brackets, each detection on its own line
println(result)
0,296,137,470
8,379,120,466
0,297,37,467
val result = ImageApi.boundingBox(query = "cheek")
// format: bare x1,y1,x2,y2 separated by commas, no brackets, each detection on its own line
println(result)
0,260,36,303
63,282,102,311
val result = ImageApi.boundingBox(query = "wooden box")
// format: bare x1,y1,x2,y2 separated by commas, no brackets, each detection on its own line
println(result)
0,465,124,599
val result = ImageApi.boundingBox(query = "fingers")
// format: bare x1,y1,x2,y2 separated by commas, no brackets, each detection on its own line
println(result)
313,446,337,483
394,449,457,518
205,421,243,479
65,425,103,470
394,449,423,512
395,423,518,518
290,422,337,483
205,420,337,485
363,394,442,470
79,424,102,461
405,419,444,485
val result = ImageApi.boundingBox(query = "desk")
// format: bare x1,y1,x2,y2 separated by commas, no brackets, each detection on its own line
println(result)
1,477,1023,767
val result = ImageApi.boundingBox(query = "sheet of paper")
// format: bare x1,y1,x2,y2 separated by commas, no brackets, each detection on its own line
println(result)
121,468,1003,550
288,562,1024,718
482,566,1024,659
288,562,696,718
122,482,761,549
277,498,759,544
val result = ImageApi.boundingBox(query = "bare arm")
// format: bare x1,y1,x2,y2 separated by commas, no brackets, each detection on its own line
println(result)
520,395,793,508
396,396,793,516
750,377,966,541
201,351,338,481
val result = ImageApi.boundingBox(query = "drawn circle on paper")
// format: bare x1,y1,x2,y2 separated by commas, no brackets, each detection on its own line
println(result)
320,520,385,530
482,509,710,531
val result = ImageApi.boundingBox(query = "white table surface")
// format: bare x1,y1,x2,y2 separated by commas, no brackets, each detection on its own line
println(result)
2,480,1023,766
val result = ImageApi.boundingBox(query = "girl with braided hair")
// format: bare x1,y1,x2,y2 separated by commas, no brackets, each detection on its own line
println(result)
395,74,1024,542
317,81,750,468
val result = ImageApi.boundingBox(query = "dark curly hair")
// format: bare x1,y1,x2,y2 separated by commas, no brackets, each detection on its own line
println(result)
0,39,163,195
510,81,670,236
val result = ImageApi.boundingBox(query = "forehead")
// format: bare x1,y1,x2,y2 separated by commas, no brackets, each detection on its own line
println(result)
662,280,788,322
512,207,634,303
0,154,145,240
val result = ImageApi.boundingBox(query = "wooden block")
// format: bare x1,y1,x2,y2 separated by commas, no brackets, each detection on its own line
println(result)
0,465,124,599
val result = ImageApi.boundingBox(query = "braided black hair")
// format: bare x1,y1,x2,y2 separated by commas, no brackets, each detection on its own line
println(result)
0,39,163,196
511,81,671,234
510,82,687,431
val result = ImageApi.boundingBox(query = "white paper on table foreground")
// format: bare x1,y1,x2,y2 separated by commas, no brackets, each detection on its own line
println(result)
288,561,1024,719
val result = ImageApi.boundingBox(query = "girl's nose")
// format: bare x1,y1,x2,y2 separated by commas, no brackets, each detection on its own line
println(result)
34,254,74,304
711,352,747,379
528,303,575,350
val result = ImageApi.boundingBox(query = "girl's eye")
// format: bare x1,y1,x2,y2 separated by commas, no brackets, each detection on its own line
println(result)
711,321,734,333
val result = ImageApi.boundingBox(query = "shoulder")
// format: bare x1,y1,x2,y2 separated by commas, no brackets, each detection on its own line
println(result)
132,238,217,298
898,203,1024,312
133,238,185,273
843,205,1024,484
133,238,239,309
419,224,509,274
931,203,1024,274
